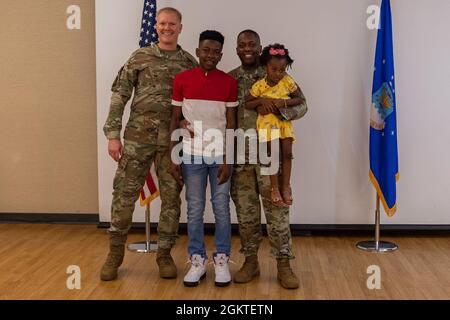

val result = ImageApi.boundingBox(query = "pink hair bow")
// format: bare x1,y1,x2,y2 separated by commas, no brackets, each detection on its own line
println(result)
269,48,285,56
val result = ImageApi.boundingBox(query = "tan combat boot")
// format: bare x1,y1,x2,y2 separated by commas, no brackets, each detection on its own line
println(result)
234,255,260,283
277,259,299,289
156,248,177,279
100,234,127,281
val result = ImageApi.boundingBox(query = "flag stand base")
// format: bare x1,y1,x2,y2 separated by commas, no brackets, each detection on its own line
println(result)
127,201,158,253
128,241,158,253
356,240,398,252
356,193,398,253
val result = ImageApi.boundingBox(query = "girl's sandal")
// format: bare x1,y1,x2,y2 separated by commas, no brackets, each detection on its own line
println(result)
281,186,293,206
271,187,285,207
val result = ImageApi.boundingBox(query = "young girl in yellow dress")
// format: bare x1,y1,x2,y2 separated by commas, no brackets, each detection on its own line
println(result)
245,43,304,206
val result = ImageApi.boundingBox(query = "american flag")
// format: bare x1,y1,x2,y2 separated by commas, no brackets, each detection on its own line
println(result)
138,0,160,206
139,0,158,48
139,162,160,206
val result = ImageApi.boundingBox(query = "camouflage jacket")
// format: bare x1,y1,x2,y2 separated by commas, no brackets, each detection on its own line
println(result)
103,44,198,146
228,66,265,163
228,66,266,132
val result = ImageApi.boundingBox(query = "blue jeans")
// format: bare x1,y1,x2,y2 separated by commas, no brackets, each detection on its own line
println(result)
182,155,232,257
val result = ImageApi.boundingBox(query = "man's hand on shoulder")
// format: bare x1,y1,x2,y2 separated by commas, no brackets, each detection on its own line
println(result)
108,138,123,162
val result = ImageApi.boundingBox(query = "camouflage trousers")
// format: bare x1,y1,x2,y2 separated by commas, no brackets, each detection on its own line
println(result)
231,164,294,259
109,140,181,249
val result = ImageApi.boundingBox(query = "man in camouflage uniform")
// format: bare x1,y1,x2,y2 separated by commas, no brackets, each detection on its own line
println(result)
229,30,307,289
101,7,197,281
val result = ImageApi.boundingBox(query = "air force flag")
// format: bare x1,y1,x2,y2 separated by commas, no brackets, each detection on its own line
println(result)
369,0,399,216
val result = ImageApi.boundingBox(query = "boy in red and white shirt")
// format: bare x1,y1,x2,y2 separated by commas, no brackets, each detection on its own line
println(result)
169,30,237,287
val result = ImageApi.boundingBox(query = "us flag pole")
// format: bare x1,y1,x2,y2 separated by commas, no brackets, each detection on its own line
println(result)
128,0,159,253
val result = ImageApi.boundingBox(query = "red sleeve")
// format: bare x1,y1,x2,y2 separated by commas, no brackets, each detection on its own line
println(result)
225,78,238,108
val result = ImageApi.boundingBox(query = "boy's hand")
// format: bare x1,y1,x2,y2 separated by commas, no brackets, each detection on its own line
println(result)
169,163,184,187
180,119,194,138
217,164,230,185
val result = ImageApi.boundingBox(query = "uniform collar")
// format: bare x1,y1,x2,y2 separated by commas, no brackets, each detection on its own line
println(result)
235,65,265,80
150,43,184,58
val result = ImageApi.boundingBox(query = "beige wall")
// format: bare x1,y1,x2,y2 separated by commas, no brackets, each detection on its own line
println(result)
0,0,98,214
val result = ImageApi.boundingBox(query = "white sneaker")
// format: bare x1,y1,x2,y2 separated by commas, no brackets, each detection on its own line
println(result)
183,254,207,287
213,253,231,287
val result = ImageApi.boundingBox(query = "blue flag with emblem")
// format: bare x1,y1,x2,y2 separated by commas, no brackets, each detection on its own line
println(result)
369,0,399,216
139,0,158,48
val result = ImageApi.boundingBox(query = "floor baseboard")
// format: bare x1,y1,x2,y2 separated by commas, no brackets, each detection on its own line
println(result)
99,222,450,236
2,213,450,236
0,213,99,224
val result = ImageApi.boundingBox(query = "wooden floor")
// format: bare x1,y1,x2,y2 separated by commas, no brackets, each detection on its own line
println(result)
0,224,450,300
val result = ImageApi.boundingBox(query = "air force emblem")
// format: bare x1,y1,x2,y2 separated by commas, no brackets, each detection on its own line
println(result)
370,82,394,130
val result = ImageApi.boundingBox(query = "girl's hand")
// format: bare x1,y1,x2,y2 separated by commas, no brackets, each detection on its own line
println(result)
260,99,277,113
273,99,286,109
256,105,271,115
